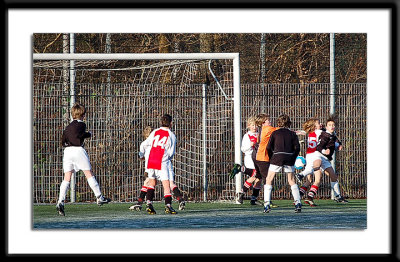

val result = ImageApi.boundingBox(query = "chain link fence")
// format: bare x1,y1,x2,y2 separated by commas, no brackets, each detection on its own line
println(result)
33,82,366,203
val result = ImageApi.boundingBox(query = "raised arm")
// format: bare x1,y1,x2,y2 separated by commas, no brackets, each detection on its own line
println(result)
166,132,176,160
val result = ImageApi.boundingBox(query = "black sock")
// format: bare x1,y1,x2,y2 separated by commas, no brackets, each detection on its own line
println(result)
252,187,260,198
138,191,146,203
145,187,155,203
172,186,183,202
164,194,172,206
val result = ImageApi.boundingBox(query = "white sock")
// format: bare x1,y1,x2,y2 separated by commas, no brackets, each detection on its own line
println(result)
291,184,301,204
58,180,70,204
263,184,273,205
87,176,102,198
331,181,341,197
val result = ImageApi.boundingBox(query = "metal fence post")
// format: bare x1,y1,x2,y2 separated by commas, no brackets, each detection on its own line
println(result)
69,33,76,203
330,33,336,199
202,83,208,201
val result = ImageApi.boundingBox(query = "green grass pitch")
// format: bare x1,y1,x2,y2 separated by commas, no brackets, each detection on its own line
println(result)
33,199,366,229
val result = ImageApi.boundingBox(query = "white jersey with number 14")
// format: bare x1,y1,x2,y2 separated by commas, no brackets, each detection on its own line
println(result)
142,127,176,170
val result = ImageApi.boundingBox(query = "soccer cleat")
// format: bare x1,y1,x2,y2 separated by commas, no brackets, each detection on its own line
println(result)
295,173,304,183
304,197,317,207
146,203,156,215
178,201,186,211
230,163,241,179
129,204,142,211
294,203,302,213
263,204,271,213
97,196,111,206
236,192,244,204
334,196,349,203
250,199,263,206
270,202,279,208
165,205,177,214
56,202,65,216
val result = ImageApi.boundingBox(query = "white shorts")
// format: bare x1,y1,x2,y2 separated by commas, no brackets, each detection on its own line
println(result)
269,164,295,173
147,161,175,181
63,146,91,173
303,151,320,174
305,151,332,171
317,152,332,171
244,155,255,169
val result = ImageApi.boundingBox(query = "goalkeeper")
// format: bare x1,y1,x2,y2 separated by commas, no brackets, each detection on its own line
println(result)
232,113,279,208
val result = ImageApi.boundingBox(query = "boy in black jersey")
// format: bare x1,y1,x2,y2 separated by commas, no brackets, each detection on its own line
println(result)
263,114,302,213
314,117,348,203
56,103,110,216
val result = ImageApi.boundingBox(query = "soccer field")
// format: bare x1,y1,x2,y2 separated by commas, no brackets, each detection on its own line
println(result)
33,199,366,230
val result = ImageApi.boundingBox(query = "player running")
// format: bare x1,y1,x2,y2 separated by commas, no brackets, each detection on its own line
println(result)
295,118,324,206
315,117,348,203
56,103,110,216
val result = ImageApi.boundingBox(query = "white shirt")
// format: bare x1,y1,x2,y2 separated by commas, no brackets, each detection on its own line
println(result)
241,131,258,169
141,127,176,170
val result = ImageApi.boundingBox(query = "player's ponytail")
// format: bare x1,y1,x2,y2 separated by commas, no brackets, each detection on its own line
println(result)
303,118,318,134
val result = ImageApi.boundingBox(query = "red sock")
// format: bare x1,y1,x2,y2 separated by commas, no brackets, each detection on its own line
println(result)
308,185,319,198
299,186,308,197
243,181,252,192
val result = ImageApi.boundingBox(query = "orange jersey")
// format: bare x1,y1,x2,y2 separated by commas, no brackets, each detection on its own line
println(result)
256,126,279,162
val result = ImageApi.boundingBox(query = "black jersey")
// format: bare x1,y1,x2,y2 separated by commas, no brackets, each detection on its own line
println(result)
61,120,91,147
267,128,300,166
316,131,342,161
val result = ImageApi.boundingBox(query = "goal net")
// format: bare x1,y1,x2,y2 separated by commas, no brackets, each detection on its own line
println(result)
33,53,241,203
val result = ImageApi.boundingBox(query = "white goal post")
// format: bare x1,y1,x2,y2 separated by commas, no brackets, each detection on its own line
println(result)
33,52,243,203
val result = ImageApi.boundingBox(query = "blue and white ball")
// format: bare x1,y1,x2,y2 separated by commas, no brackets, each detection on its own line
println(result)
294,156,306,170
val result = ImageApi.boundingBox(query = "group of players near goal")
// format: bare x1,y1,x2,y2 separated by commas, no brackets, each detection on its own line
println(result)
232,113,348,213
55,102,347,216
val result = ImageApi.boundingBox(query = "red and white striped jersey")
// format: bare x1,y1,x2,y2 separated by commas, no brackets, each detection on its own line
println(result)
241,131,258,156
142,127,176,170
306,129,322,155
241,131,258,169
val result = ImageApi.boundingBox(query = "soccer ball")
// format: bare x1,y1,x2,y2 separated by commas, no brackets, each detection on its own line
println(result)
294,156,306,170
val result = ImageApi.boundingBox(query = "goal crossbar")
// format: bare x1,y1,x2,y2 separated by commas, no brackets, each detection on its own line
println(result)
33,52,239,61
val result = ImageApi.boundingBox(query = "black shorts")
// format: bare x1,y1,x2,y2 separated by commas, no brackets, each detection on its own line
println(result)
253,160,270,184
